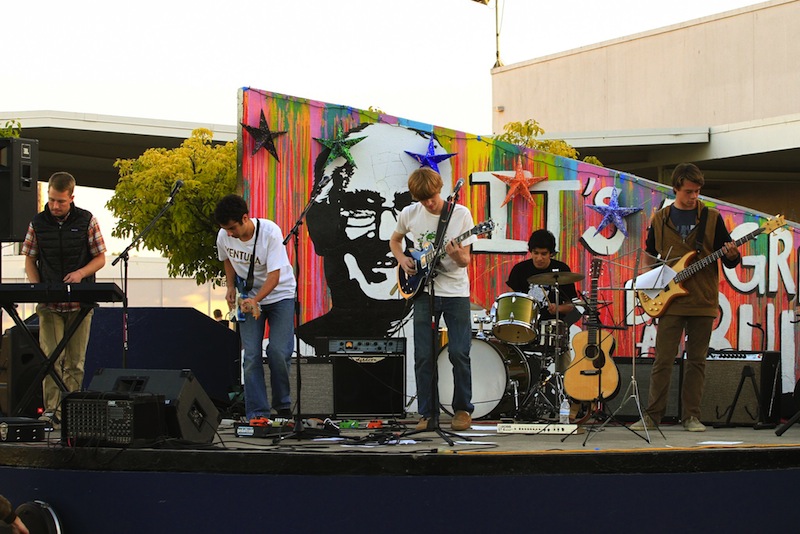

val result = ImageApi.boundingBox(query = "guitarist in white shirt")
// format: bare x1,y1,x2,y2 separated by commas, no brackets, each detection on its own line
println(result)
215,194,297,423
632,163,740,433
390,168,476,432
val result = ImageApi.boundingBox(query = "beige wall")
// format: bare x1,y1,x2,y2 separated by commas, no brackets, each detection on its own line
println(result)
491,0,800,134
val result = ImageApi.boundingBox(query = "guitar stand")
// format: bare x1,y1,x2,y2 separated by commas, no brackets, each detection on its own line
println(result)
713,365,764,429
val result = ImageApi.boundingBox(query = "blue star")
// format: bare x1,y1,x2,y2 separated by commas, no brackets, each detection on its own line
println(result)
586,188,642,236
404,135,456,174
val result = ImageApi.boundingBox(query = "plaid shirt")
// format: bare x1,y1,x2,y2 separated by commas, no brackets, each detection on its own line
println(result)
21,215,107,312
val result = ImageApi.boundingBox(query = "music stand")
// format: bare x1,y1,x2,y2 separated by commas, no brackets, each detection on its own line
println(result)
606,249,664,441
402,189,471,446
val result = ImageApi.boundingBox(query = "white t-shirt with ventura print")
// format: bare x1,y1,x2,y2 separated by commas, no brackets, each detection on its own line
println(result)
217,218,296,305
394,202,475,298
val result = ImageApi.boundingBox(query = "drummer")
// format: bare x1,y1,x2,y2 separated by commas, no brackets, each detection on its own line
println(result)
506,229,580,368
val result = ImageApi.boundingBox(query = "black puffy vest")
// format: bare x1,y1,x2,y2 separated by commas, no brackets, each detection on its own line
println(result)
31,204,95,284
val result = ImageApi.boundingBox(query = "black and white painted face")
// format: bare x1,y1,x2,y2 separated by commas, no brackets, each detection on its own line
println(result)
308,123,453,301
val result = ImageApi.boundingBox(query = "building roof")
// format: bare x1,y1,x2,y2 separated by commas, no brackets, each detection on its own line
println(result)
0,110,236,189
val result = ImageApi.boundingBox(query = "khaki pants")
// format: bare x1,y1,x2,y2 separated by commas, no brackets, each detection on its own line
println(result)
37,305,94,417
646,314,714,422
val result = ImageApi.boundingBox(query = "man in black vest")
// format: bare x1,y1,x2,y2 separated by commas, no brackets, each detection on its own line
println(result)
21,172,107,426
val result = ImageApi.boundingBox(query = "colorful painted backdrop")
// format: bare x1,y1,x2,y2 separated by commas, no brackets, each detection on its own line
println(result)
238,87,800,396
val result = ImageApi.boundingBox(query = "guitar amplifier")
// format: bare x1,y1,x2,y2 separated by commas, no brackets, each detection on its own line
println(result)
701,350,781,426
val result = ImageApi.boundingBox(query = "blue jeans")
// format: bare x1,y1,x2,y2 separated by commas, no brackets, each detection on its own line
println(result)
413,294,473,417
238,298,294,419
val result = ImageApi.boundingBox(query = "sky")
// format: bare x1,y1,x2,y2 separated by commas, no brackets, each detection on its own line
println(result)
3,0,762,136
1,0,763,258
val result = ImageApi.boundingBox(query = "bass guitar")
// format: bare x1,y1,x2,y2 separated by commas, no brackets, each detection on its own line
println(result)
229,275,261,322
564,258,620,402
396,219,494,300
638,214,785,318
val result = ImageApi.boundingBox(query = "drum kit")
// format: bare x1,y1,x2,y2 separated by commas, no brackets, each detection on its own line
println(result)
438,271,589,423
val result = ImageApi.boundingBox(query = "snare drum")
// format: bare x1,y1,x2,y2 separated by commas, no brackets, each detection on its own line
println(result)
438,338,530,419
491,292,538,344
538,319,569,350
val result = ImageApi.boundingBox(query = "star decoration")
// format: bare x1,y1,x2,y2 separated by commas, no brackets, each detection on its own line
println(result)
491,157,547,207
404,135,456,174
314,124,366,168
241,110,286,160
586,187,643,236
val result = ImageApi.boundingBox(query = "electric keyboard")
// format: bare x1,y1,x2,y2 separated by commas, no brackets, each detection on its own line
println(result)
0,282,124,304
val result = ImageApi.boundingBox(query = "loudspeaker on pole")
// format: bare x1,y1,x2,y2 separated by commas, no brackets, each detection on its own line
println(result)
0,137,39,242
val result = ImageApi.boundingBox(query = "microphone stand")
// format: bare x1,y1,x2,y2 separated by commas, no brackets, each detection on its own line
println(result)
404,184,471,446
274,177,331,442
111,187,181,368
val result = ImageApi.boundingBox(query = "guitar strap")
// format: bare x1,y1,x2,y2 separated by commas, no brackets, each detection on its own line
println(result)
432,201,453,258
244,219,260,292
694,206,709,254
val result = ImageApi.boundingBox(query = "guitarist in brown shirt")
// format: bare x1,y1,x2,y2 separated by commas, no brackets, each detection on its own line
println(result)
632,163,740,433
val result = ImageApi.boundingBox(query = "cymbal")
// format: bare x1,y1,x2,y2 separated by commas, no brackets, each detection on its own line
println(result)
527,272,585,285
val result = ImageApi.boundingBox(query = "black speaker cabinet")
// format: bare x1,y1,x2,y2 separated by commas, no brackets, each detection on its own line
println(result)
0,323,44,417
605,357,682,422
0,137,39,242
88,368,219,444
262,355,405,418
700,352,781,426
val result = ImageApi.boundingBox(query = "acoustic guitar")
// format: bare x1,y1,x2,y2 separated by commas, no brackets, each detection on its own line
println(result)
637,214,785,318
564,258,620,402
396,219,494,300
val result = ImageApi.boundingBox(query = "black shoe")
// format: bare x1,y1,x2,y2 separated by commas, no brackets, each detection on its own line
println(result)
276,408,292,418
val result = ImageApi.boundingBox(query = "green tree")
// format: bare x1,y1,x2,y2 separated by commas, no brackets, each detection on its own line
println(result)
0,119,22,138
495,119,602,166
106,128,237,285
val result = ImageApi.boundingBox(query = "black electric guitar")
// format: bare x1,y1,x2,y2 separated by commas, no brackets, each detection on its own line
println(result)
564,258,620,402
638,214,785,318
396,219,494,300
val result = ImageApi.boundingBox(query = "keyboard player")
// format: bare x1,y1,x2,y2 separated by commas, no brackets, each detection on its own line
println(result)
20,172,107,426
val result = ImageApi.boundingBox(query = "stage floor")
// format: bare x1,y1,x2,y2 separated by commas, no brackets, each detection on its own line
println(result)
4,414,800,477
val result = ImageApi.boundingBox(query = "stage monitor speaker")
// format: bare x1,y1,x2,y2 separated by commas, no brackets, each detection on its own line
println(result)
0,322,44,418
605,357,682,422
0,137,39,242
332,355,405,418
88,368,219,444
701,351,781,426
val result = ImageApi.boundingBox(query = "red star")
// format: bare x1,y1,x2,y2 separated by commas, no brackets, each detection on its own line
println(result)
492,157,547,207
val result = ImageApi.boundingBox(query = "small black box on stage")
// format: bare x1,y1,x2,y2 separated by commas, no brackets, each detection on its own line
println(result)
61,391,167,447
0,417,47,442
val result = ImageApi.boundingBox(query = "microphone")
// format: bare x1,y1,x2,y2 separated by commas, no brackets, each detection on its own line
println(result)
167,180,184,202
452,178,464,197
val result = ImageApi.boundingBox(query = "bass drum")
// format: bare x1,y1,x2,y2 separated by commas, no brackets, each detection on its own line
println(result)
438,338,530,419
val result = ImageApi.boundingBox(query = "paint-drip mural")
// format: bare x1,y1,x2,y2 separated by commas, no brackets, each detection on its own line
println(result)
238,87,800,415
